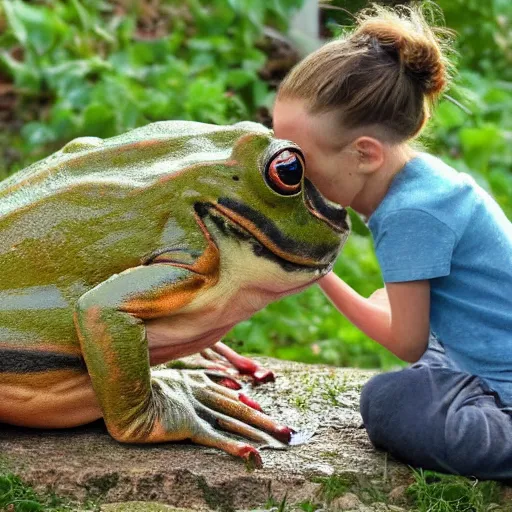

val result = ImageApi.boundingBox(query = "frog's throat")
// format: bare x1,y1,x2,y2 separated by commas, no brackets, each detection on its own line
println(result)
194,200,333,271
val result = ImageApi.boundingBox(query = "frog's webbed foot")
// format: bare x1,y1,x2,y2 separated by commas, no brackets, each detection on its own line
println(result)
151,369,292,467
173,342,274,387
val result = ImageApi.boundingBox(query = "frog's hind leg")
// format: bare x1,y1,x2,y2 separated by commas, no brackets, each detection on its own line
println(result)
171,350,237,375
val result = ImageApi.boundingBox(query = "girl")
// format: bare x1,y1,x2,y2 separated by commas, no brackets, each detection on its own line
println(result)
272,5,512,478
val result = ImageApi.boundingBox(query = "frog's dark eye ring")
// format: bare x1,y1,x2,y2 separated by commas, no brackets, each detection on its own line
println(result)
265,149,304,196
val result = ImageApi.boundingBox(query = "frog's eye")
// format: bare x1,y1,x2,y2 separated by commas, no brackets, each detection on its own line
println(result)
265,149,304,196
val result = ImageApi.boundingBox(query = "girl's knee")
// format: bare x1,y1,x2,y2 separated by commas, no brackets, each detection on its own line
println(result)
360,372,390,425
359,371,409,447
359,367,437,454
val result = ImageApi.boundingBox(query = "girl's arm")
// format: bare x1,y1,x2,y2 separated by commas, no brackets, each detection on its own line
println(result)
319,272,430,362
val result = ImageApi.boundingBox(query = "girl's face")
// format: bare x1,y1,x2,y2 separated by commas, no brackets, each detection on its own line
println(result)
272,99,366,208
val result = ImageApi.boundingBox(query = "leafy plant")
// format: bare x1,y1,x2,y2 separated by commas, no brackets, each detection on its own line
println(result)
310,474,353,504
0,0,303,177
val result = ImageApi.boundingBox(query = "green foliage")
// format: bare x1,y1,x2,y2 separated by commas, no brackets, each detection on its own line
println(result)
257,469,508,511
0,0,303,178
424,0,512,218
436,0,512,81
263,493,290,512
311,474,354,503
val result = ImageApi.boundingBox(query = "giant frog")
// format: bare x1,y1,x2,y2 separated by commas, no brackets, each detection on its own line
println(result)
0,121,349,466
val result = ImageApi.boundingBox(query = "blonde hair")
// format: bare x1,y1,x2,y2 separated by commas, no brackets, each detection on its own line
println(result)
277,3,453,143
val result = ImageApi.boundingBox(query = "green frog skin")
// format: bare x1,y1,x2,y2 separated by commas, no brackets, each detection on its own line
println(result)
0,120,349,466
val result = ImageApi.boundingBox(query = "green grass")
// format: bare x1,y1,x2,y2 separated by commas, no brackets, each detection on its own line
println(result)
256,469,511,511
2,466,510,512
258,473,357,511
288,371,353,412
321,373,348,406
263,494,290,512
310,474,354,504
407,469,505,512
0,472,99,512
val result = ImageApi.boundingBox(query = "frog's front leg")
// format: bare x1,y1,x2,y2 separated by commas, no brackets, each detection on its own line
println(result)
74,264,291,466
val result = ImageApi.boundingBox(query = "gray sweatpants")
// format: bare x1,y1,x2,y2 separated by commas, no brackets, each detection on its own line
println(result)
360,336,512,479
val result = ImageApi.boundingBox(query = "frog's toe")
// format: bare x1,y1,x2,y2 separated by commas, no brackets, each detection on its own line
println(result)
200,347,227,363
182,344,275,387
237,393,263,412
217,377,243,390
190,424,263,468
252,368,275,384
169,354,235,374
203,376,263,411
203,371,243,390
192,399,285,449
215,416,284,448
188,371,262,410
192,386,292,444
210,342,275,385
238,445,263,469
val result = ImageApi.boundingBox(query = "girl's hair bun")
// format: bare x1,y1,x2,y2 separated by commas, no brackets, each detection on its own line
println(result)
353,5,450,98
277,3,454,141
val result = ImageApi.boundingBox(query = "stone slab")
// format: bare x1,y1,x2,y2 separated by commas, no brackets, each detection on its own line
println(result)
0,359,411,510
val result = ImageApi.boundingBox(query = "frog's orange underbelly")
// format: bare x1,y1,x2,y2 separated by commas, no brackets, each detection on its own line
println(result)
0,371,102,428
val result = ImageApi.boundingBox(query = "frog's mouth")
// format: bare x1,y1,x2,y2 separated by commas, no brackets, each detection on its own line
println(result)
194,199,339,272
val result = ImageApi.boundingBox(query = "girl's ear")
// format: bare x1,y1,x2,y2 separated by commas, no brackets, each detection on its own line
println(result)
353,136,384,174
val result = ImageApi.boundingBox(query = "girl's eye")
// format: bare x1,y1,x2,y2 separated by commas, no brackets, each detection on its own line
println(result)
265,149,304,196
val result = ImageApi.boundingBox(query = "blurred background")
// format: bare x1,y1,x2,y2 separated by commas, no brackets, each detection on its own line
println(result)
0,0,510,370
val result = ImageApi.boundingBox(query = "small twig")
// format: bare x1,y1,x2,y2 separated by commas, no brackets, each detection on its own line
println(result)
319,3,357,21
444,94,472,115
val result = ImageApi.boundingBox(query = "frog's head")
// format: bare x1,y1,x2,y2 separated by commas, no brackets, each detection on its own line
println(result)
186,121,350,296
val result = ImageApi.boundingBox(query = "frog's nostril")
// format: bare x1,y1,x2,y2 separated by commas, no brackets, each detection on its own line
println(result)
304,178,348,233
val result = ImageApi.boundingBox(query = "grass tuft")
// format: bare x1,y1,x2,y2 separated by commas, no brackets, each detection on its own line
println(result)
311,474,354,503
0,472,99,512
407,468,503,512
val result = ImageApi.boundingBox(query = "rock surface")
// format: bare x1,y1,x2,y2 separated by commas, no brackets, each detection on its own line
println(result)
0,358,411,510
101,505,194,512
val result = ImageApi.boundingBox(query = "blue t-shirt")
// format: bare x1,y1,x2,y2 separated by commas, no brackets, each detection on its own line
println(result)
368,153,512,404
